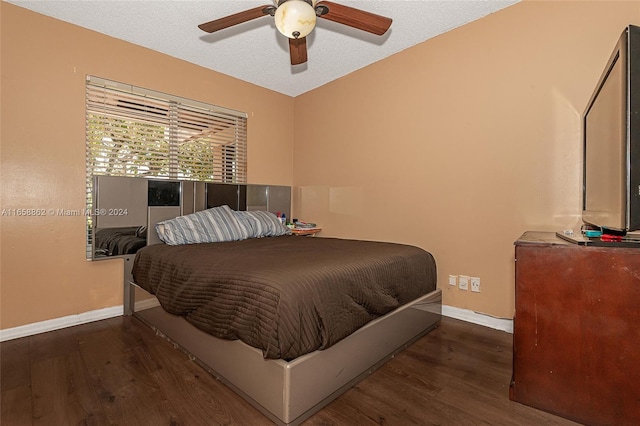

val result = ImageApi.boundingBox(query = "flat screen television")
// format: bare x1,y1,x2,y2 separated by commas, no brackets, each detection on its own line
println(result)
582,24,640,235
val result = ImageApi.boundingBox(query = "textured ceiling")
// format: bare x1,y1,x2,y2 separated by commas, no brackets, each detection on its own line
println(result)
6,0,519,97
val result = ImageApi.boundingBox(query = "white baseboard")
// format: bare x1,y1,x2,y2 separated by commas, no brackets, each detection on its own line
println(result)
0,303,513,343
0,305,123,342
442,305,513,333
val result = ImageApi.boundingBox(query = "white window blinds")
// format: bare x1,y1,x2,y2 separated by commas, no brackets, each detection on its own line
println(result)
86,76,247,183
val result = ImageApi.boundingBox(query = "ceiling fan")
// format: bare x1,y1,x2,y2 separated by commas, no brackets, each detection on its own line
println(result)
198,0,392,65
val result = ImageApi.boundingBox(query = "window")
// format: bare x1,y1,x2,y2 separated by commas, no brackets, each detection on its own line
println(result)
85,76,247,258
86,76,247,182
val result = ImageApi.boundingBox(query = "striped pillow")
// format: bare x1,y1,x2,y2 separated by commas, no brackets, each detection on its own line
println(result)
235,210,292,238
155,205,250,245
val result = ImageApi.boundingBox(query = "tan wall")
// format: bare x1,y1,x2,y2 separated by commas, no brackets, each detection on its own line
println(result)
0,3,294,329
292,0,640,319
2,1,638,331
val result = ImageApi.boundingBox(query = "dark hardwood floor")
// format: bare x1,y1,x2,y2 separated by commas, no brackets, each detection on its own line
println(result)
1,316,580,425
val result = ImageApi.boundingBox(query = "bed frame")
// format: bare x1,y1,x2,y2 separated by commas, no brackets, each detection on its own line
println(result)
104,177,441,424
124,277,441,425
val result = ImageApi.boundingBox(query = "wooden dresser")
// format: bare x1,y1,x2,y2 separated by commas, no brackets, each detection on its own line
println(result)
511,231,640,425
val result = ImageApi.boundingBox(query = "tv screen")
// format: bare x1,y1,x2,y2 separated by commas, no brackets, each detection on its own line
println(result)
583,49,625,229
582,25,640,234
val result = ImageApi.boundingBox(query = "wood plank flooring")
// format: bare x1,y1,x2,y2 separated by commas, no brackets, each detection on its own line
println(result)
1,316,580,425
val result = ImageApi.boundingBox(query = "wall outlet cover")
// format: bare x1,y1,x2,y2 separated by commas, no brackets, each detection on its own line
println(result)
458,275,469,290
471,277,481,293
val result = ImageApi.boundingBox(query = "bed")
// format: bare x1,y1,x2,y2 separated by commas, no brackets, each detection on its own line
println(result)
125,207,441,425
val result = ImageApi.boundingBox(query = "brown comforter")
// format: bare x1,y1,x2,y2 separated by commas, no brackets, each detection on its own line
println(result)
132,236,436,360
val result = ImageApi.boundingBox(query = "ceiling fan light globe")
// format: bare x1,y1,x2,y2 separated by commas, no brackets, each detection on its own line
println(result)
274,0,317,39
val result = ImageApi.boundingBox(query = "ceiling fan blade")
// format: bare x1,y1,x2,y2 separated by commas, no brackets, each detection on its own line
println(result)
289,38,308,65
198,5,274,33
316,1,392,36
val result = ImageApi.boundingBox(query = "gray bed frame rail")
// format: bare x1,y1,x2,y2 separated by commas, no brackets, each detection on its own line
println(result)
125,281,441,425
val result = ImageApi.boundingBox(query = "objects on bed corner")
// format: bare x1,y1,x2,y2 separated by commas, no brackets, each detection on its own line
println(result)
294,221,316,229
292,220,321,236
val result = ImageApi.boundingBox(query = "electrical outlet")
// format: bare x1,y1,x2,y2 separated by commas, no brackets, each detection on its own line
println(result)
448,275,458,286
458,275,469,291
471,277,481,293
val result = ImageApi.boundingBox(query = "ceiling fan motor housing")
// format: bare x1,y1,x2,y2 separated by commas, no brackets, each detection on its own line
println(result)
274,0,318,39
